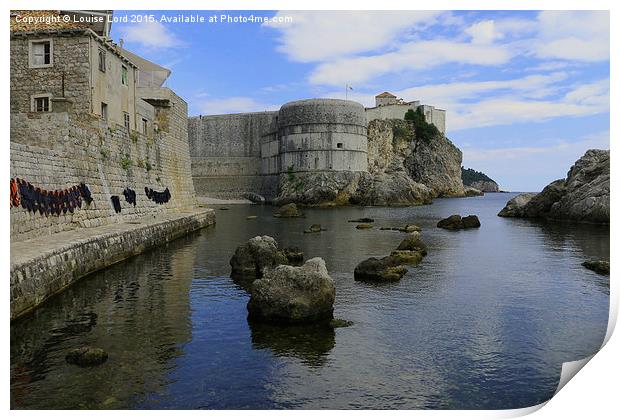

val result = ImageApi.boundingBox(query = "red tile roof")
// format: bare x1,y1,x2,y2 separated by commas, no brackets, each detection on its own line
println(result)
375,91,396,98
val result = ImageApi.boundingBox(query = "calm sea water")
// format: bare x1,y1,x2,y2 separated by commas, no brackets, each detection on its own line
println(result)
10,193,610,409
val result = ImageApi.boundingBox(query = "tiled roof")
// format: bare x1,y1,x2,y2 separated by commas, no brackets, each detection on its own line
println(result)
10,10,90,33
375,91,396,98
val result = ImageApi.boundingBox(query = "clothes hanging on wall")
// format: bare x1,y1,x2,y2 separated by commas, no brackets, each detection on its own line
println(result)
110,195,122,213
13,178,93,216
10,179,20,208
145,187,171,204
123,187,137,207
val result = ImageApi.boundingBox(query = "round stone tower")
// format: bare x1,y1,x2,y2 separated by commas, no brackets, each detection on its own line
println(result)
277,99,368,173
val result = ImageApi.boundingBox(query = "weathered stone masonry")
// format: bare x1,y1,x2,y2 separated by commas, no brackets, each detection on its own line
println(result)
10,17,214,320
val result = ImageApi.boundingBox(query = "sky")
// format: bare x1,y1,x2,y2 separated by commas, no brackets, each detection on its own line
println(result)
111,10,610,192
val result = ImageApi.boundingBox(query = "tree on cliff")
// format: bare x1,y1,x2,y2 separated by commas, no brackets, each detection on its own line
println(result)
461,167,496,186
404,108,440,142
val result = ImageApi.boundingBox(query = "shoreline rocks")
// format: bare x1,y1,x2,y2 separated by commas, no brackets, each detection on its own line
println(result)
247,257,336,324
582,260,610,275
498,149,609,224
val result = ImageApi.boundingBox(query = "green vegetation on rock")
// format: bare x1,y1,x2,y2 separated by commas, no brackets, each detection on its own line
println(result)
461,167,496,185
404,108,440,142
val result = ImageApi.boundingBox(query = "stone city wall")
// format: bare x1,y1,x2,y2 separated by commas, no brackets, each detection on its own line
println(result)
10,89,198,242
188,111,279,199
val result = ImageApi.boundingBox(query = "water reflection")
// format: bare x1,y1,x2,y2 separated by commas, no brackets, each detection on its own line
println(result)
249,321,335,367
11,233,201,409
11,195,609,409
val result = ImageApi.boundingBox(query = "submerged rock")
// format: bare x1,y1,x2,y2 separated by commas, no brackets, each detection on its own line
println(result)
349,217,374,223
354,256,408,282
65,347,108,367
246,215,257,220
355,223,373,230
247,257,336,323
230,235,288,281
304,224,324,234
273,203,303,218
582,260,610,275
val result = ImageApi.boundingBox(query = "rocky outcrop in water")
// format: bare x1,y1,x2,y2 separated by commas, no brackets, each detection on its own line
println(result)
354,256,408,282
230,236,288,281
582,260,610,275
274,119,466,206
437,214,481,230
498,150,609,224
273,203,304,217
247,257,336,323
464,186,484,197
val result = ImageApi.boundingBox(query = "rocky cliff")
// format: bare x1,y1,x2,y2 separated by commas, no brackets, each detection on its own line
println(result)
274,119,465,206
462,167,500,192
498,149,609,224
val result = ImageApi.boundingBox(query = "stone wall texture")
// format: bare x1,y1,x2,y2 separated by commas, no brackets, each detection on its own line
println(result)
10,88,198,242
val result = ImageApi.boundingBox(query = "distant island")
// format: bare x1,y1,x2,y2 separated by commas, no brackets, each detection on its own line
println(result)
461,167,500,192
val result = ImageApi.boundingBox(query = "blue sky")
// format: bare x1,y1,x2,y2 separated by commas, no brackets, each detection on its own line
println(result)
111,10,609,192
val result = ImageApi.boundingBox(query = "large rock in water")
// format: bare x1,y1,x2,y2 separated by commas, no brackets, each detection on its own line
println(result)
498,150,609,223
230,236,288,280
247,257,336,323
437,214,481,230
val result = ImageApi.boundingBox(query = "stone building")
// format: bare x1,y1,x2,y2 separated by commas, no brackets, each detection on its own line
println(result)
365,91,446,134
188,93,446,200
10,10,201,241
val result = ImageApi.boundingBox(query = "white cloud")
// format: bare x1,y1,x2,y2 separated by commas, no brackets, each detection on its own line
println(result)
195,96,278,115
309,40,512,86
264,11,442,62
534,11,609,61
119,21,183,49
465,20,502,44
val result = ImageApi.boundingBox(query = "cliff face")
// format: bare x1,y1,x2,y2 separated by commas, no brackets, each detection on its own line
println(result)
498,149,609,224
274,119,465,206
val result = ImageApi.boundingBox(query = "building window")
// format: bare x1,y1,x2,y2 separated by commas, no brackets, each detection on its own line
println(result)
98,49,106,72
123,112,130,130
336,142,344,149
121,65,128,85
101,102,108,121
31,94,51,112
142,118,148,134
29,39,52,68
